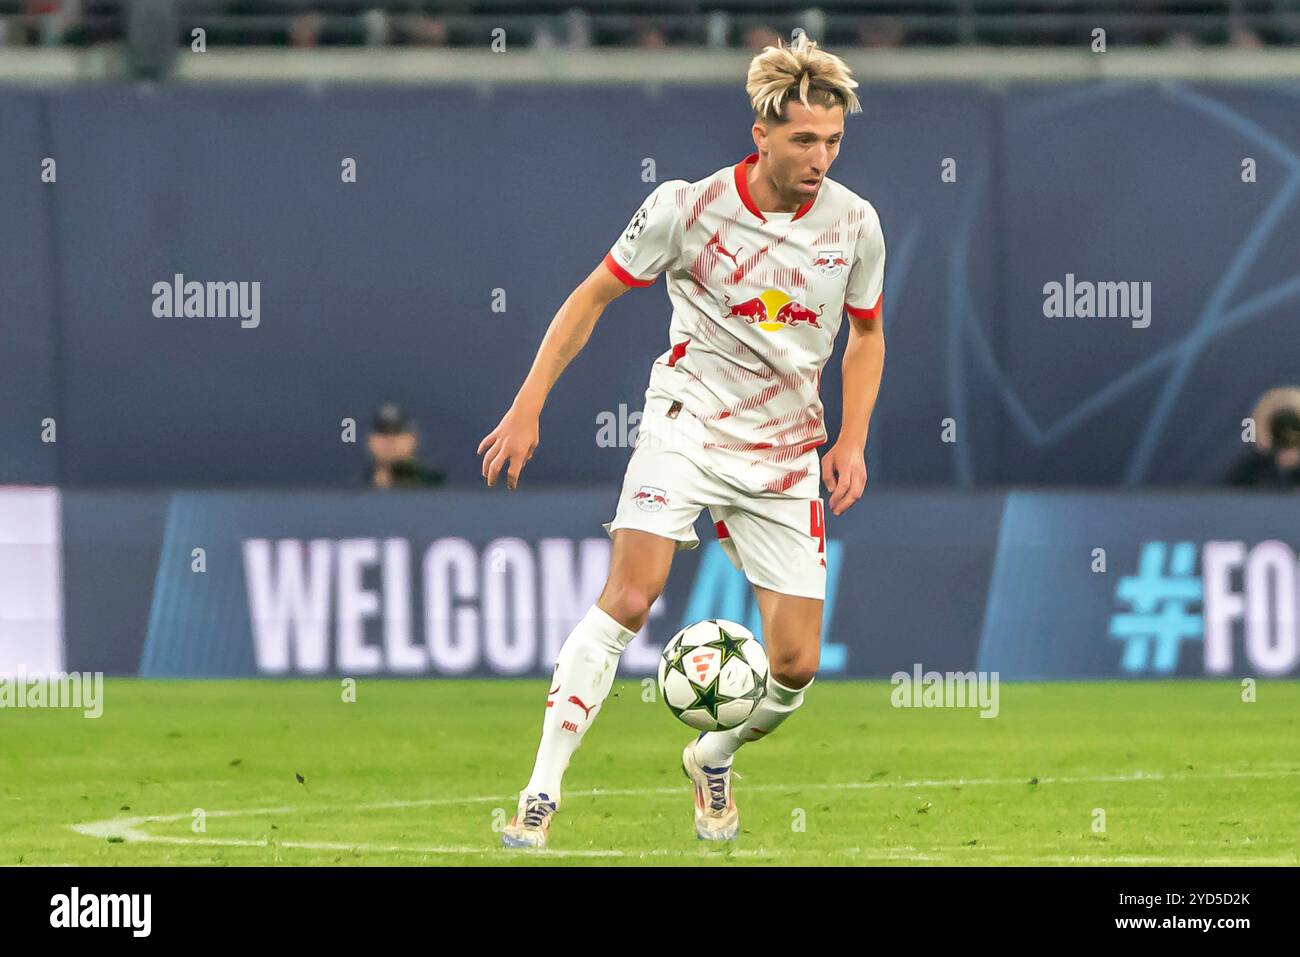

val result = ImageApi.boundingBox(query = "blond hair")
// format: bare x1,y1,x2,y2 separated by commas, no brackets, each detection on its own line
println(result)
746,33,861,123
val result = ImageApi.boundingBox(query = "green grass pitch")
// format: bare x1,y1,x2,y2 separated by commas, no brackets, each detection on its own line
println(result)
2,679,1297,866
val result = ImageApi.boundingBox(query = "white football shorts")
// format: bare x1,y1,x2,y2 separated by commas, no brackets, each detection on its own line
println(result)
602,398,828,600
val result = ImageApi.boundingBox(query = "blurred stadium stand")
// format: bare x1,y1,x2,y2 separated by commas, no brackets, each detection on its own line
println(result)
2,1,1300,49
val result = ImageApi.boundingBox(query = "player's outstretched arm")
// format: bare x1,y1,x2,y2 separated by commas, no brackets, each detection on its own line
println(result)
477,262,633,490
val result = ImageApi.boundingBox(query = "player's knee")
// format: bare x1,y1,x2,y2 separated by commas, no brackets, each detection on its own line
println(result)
769,655,818,691
597,581,658,632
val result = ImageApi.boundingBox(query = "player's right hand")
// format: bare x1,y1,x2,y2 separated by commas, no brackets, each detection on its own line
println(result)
477,406,540,490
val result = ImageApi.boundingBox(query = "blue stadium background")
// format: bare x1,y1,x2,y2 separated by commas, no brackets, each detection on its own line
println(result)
3,79,1299,681
3,81,1298,490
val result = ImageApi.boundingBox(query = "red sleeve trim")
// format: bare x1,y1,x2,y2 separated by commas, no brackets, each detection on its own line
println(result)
602,252,655,288
845,292,883,321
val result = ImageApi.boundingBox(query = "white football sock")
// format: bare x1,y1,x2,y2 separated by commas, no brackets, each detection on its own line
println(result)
522,603,637,806
694,674,813,768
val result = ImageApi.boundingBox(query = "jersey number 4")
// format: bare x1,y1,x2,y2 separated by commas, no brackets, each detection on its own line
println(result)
809,500,826,554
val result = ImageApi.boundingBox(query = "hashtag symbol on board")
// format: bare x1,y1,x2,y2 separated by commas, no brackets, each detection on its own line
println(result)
1109,541,1204,674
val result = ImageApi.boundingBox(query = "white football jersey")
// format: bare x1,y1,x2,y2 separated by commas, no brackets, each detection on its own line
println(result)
604,152,885,495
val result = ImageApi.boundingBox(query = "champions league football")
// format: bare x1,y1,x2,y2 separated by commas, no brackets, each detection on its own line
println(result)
657,620,770,732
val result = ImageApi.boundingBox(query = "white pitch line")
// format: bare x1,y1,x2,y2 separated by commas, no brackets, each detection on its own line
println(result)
85,766,1300,824
68,766,1300,862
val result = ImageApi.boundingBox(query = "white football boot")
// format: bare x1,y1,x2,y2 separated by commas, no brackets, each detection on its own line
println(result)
500,792,558,849
682,736,741,841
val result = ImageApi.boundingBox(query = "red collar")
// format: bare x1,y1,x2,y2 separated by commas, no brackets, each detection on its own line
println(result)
733,152,817,223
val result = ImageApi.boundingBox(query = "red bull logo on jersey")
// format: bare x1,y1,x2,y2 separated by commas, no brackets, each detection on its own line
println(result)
723,290,825,332
632,485,670,513
811,249,849,278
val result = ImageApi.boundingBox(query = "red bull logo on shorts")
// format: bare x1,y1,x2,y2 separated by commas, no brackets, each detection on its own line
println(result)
632,485,670,512
723,290,825,332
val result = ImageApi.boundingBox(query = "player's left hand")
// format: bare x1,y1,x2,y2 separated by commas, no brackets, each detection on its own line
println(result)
822,441,867,516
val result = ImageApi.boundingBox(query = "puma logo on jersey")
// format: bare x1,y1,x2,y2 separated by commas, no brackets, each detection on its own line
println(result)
706,234,742,265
